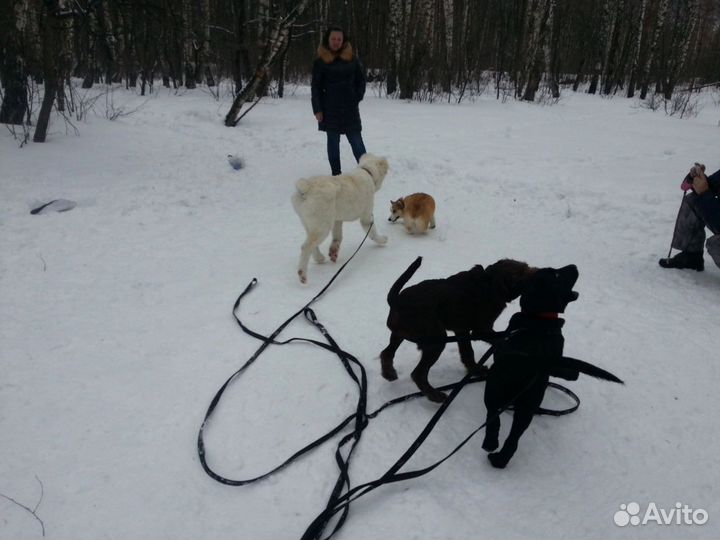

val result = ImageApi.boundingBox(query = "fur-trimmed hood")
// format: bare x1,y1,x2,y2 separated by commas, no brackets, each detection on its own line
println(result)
317,42,354,64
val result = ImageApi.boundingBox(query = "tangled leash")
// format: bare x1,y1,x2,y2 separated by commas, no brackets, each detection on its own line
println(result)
197,234,580,539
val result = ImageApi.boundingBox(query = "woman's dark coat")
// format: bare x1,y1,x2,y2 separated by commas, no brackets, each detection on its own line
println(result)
311,43,366,134
694,169,720,233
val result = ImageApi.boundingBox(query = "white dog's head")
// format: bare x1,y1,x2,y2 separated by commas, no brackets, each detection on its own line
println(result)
359,154,389,191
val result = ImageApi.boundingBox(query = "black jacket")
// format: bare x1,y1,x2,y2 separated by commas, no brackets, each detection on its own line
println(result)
694,169,720,234
311,43,366,134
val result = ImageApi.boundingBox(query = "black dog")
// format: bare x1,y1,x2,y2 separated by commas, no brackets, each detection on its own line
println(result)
480,265,623,469
380,256,535,402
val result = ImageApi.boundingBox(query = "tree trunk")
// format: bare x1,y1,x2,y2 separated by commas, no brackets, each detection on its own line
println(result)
542,0,559,98
34,2,61,143
277,26,292,98
639,0,669,99
195,0,210,84
255,0,271,98
626,0,648,98
572,58,585,92
587,60,601,94
662,0,699,100
600,0,621,96
398,0,434,99
441,0,454,93
224,0,310,126
0,0,28,125
521,0,551,102
386,0,401,95
183,0,196,88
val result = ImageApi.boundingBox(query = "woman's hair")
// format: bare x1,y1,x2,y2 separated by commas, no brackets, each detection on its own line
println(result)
322,26,346,48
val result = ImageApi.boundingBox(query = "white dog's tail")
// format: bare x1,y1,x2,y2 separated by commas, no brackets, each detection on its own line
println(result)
295,178,313,198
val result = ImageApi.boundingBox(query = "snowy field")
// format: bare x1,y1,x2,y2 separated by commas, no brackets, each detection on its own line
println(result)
1,84,719,540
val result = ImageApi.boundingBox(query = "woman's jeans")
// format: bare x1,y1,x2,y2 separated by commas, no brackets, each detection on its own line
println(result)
326,130,366,175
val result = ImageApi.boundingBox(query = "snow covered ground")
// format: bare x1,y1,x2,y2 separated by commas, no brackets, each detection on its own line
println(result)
1,84,719,540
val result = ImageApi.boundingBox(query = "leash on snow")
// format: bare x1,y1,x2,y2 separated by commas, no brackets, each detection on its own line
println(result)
196,229,580,539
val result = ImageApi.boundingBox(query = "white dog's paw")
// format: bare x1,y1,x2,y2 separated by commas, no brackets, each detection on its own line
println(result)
298,270,307,284
375,235,388,245
313,253,326,264
329,246,339,262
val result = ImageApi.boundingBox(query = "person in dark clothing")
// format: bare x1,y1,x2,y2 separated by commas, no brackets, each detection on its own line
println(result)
659,163,720,271
311,26,367,176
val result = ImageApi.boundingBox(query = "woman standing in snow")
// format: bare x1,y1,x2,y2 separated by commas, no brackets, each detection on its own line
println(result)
311,26,367,176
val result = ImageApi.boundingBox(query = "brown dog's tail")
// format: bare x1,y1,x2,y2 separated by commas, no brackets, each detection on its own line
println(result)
387,256,422,307
552,357,624,384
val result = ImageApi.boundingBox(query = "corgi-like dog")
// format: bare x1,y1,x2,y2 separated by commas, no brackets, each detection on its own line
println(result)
388,193,436,234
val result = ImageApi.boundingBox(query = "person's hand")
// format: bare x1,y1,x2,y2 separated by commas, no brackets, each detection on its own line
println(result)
315,112,323,122
692,174,709,194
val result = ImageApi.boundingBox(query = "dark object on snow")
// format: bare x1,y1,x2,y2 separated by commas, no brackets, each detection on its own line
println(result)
227,154,244,170
659,250,704,271
30,199,77,215
379,256,535,403
479,265,623,469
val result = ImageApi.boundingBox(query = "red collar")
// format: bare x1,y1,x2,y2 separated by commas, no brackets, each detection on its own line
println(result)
523,311,559,319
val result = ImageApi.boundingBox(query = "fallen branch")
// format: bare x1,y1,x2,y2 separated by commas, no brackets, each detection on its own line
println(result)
681,81,720,92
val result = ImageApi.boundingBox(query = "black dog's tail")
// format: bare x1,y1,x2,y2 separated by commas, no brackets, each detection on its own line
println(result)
554,357,624,384
387,256,422,307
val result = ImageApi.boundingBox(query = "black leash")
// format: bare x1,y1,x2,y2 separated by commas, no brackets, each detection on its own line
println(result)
197,225,376,487
197,239,581,539
301,346,524,540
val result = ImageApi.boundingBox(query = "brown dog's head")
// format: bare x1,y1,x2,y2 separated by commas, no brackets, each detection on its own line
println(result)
388,198,405,222
484,259,537,302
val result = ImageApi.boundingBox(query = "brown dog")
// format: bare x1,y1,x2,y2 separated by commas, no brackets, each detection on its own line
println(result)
388,193,436,234
380,256,535,402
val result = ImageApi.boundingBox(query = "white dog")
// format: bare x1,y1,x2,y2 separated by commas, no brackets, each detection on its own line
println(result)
291,154,389,283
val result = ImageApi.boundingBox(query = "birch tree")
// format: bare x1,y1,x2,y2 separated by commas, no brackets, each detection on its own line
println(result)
639,0,670,99
398,0,434,99
386,0,402,95
662,0,700,98
626,0,648,98
224,0,311,126
520,0,552,101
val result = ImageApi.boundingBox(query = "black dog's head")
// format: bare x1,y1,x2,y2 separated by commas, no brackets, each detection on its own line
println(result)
519,264,579,314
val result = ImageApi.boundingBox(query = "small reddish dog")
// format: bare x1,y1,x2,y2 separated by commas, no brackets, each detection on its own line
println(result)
388,193,436,234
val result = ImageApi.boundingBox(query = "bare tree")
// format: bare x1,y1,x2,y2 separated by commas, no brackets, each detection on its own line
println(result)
662,0,700,99
224,0,311,126
33,0,62,142
599,0,622,96
542,0,559,98
398,0,434,99
385,0,402,95
639,0,670,99
520,0,552,102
